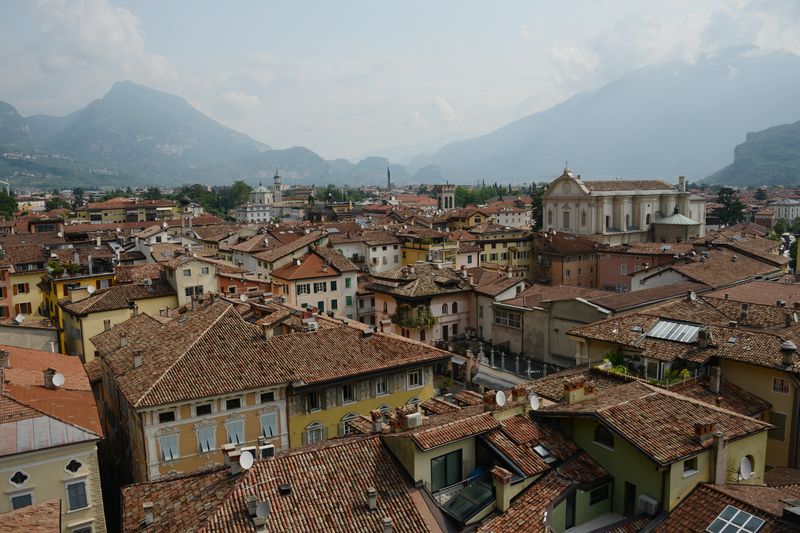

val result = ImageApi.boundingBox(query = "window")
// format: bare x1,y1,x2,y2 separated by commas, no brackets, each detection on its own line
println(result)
707,505,765,533
479,305,484,318
383,301,388,313
225,397,241,410
565,269,571,277
547,211,553,225
773,378,790,394
379,404,391,415
305,422,326,444
769,411,787,441
467,255,473,264
563,211,570,229
226,420,245,444
158,411,176,423
593,425,614,449
342,384,356,403
589,485,609,505
345,277,352,288
313,282,326,293
330,280,338,291
646,213,652,225
183,269,191,277
228,285,237,293
452,302,458,313
331,299,338,310
201,266,210,275
14,282,30,294
683,457,699,477
341,412,359,436
306,392,321,412
376,377,388,396
419,330,426,342
260,413,278,438
407,397,420,406
297,284,311,295
382,256,387,265
197,426,215,453
14,303,32,315
620,263,627,275
195,403,212,416
605,215,610,230
494,310,521,329
72,525,93,533
442,303,448,315
260,391,275,403
345,295,353,306
359,298,364,309
431,449,462,492
10,493,32,510
66,479,89,511
9,471,28,486
394,255,399,263
408,369,423,389
159,435,179,461
65,459,83,473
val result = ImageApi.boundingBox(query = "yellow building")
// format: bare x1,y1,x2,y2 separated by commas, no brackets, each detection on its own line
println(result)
59,280,177,362
398,228,459,266
4,244,49,318
40,254,116,353
0,345,107,532
470,223,533,277
91,299,449,483
75,197,178,224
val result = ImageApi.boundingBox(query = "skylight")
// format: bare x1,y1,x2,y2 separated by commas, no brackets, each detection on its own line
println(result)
646,320,701,343
533,444,556,464
705,505,765,533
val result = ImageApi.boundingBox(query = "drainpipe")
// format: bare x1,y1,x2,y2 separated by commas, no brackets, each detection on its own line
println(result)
788,374,800,467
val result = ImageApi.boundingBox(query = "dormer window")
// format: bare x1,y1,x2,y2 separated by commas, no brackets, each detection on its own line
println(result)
260,391,275,404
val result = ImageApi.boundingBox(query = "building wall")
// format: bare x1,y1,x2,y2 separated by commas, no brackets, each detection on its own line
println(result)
366,243,403,273
0,440,107,533
629,268,688,292
43,274,117,352
719,359,796,468
383,434,476,491
141,387,287,480
273,273,356,317
597,253,675,292
10,271,45,317
287,367,436,448
0,324,57,351
165,261,218,306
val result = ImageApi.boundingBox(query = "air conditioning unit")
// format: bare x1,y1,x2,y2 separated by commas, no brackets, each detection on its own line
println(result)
259,444,275,459
306,321,319,332
638,494,659,517
405,413,423,428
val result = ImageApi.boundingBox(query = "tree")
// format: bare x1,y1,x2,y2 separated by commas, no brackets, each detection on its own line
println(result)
72,187,84,209
716,187,746,226
143,187,162,200
792,217,800,235
754,188,768,201
774,218,788,235
0,191,17,220
531,184,546,229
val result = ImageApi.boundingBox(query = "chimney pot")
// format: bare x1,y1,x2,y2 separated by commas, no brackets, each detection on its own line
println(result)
103,319,111,331
133,351,143,369
781,340,797,367
709,366,722,394
366,487,378,511
120,333,128,348
245,495,258,517
382,517,393,533
694,419,716,445
728,321,738,328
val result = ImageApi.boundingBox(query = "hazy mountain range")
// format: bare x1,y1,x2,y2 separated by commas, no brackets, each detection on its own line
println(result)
2,46,800,190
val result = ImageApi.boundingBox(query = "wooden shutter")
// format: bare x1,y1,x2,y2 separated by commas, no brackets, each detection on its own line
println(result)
24,283,29,293
12,284,17,295
14,304,19,315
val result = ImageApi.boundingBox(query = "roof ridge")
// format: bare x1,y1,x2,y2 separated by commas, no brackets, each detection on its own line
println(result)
640,382,772,425
135,303,236,407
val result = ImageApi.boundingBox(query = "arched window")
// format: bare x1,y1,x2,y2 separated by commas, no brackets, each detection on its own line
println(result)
419,330,426,342
383,301,388,313
442,303,449,315
581,211,587,227
593,425,614,449
547,211,553,225
341,412,360,436
452,302,458,314
646,213,651,225
407,397,420,407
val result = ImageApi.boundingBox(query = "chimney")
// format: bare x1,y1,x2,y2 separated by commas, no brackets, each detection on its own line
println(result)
131,303,139,317
382,517,393,533
43,367,57,389
0,350,8,369
245,495,258,517
709,366,722,394
221,443,236,466
678,176,686,192
191,296,198,311
120,333,128,348
69,286,90,303
483,390,497,412
697,327,711,349
96,236,101,248
87,254,93,275
781,340,797,367
366,487,378,511
731,254,737,262
787,314,794,328
133,350,143,369
693,419,716,446
564,376,589,404
143,502,154,527
229,449,243,475
103,319,111,331
712,432,727,485
262,323,273,340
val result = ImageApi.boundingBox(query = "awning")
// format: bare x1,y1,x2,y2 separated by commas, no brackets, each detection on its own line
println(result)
472,371,518,391
450,355,466,366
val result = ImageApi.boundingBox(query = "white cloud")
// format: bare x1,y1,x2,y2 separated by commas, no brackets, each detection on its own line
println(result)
32,0,174,83
435,97,460,122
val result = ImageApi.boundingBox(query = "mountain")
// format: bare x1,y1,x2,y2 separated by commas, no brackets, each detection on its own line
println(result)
706,120,800,186
411,47,800,182
0,101,32,146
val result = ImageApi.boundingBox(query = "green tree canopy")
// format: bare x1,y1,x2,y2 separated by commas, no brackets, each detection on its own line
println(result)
716,187,747,226
0,191,17,220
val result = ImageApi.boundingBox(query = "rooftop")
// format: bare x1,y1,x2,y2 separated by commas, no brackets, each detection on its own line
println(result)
60,279,175,316
0,499,61,533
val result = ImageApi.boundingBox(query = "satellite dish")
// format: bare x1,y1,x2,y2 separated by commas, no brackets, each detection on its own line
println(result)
739,456,753,480
52,373,65,387
14,314,24,324
240,293,249,302
239,450,254,470
496,390,507,407
87,285,96,294
57,231,64,237
529,392,540,411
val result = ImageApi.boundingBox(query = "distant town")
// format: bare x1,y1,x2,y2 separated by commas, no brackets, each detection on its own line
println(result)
2,165,800,532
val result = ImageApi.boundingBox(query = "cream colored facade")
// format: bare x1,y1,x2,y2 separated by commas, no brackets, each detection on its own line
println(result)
10,271,45,318
542,170,706,245
0,441,106,533
164,259,218,306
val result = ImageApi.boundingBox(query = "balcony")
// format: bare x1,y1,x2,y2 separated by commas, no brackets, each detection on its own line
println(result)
426,472,495,525
390,305,438,329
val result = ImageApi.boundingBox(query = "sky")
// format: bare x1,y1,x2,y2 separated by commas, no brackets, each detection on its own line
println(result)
1,0,800,161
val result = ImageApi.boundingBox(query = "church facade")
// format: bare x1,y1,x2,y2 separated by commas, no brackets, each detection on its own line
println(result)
542,169,705,245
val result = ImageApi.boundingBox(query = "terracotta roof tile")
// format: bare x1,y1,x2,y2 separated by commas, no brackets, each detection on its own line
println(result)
61,280,175,315
0,499,61,533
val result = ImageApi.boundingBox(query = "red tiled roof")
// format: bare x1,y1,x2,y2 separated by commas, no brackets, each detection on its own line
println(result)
0,499,61,533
